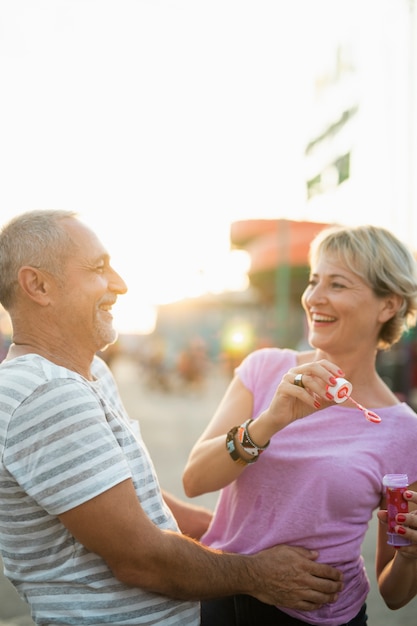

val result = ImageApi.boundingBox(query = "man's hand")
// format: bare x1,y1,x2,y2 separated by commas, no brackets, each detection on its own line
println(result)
249,544,343,611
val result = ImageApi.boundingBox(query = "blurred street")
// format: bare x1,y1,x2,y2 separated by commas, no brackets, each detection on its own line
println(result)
1,354,416,625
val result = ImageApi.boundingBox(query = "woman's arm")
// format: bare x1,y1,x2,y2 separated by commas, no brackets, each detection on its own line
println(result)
183,375,256,496
183,359,343,497
376,485,417,609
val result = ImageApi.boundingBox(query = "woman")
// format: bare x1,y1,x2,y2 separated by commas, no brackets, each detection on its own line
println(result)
183,224,417,626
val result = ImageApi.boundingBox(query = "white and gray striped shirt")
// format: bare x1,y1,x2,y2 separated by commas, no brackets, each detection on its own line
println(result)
0,354,199,625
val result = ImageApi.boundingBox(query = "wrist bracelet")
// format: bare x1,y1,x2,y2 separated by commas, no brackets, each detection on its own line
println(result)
226,426,254,465
237,419,270,457
236,423,259,457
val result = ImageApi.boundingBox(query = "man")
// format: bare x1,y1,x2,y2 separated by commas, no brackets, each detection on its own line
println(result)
0,210,343,625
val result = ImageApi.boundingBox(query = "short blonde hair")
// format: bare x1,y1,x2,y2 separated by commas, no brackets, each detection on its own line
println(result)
309,224,417,349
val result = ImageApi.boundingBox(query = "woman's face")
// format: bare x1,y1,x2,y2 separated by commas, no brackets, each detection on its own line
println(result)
301,252,390,355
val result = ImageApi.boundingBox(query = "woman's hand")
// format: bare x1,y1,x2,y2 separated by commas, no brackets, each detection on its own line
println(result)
183,358,345,497
377,490,417,558
377,488,417,609
261,359,345,431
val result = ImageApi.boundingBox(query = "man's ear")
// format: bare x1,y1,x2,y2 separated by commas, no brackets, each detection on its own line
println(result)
379,293,403,323
17,266,52,305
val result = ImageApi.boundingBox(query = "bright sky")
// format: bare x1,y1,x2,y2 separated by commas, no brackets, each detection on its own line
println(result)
0,0,414,333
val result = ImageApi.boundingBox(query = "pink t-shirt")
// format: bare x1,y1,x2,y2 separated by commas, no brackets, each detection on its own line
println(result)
202,348,417,626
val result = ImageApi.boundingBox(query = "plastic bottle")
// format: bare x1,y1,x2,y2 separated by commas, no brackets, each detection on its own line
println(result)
325,377,352,403
382,474,412,547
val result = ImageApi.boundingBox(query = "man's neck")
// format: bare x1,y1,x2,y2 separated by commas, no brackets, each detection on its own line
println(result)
7,341,94,380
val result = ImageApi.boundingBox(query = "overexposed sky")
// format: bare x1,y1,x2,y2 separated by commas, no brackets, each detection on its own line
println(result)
0,0,414,332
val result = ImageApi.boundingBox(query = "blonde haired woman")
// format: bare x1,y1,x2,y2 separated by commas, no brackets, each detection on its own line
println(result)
184,224,417,626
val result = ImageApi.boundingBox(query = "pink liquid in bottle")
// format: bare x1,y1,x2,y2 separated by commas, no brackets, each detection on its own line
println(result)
383,474,411,547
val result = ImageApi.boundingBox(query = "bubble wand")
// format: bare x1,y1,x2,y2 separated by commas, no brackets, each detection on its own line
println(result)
326,378,382,423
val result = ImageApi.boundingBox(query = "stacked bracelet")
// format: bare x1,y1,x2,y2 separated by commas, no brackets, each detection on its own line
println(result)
237,419,270,458
226,419,270,465
226,426,249,466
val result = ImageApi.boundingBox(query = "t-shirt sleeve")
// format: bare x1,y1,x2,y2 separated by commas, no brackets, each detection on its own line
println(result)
235,349,269,391
4,378,133,515
235,348,297,419
236,348,295,392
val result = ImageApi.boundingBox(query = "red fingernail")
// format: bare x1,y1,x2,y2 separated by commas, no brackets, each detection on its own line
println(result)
325,392,334,400
397,514,406,523
329,376,337,385
397,526,407,535
404,490,413,499
337,369,344,376
314,400,321,408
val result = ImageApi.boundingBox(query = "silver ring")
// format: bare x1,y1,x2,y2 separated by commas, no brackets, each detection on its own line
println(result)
294,373,304,388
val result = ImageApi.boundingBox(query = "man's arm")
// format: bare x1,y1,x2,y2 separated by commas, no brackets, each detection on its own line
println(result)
59,478,343,610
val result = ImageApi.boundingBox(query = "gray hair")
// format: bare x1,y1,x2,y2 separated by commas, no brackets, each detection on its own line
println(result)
309,224,417,349
0,209,78,310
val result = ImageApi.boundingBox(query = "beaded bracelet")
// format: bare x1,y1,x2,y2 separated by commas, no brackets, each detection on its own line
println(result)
237,419,270,458
226,426,254,465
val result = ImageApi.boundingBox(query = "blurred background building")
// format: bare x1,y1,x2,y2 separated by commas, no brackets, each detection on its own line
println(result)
1,0,417,402
129,0,417,403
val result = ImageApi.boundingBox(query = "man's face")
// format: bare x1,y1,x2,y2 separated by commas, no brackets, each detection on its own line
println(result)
54,218,128,352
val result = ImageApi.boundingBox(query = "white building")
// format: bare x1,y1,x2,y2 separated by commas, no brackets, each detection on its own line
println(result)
298,0,417,251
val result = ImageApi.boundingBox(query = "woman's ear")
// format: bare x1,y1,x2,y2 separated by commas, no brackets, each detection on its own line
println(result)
379,294,403,323
17,266,52,305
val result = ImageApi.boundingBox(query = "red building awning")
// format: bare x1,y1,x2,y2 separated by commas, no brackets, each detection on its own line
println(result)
231,219,331,272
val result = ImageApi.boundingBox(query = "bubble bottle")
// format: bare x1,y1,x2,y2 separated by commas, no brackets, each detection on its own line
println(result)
382,474,412,547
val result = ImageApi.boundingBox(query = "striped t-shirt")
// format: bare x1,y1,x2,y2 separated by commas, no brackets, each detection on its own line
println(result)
0,354,199,625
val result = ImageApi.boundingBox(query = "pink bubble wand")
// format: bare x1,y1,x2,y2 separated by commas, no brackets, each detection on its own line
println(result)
345,395,382,423
326,378,382,424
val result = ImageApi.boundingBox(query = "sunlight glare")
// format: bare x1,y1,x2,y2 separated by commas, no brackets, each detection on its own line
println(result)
112,247,251,334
